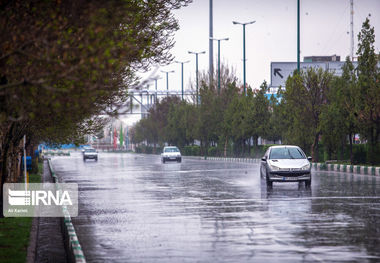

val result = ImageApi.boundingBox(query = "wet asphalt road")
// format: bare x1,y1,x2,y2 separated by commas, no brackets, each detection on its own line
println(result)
51,152,380,262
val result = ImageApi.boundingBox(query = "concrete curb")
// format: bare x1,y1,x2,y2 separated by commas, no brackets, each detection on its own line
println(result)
183,156,380,176
26,217,39,263
313,162,380,176
47,158,86,263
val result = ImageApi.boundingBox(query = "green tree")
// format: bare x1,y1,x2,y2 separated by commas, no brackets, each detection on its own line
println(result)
0,0,190,215
356,17,380,164
321,57,358,162
248,82,271,147
281,68,333,161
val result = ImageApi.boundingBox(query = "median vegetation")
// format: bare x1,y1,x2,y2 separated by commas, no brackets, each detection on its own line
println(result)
130,17,380,166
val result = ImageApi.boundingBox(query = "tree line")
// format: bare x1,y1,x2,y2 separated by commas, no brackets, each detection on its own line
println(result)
131,17,380,165
0,0,191,216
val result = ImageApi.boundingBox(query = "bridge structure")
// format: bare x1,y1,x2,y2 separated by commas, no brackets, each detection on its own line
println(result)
127,89,197,116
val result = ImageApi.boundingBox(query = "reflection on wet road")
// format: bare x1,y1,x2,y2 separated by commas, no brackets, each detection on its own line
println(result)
52,152,380,262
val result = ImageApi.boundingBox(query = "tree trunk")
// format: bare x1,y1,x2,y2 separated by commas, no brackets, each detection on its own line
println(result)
340,136,345,161
349,133,353,164
224,137,228,157
311,132,320,162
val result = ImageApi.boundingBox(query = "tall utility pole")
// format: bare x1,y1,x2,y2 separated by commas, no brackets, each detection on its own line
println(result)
233,20,256,95
188,51,206,106
161,70,174,97
209,0,214,80
297,0,300,72
210,37,229,95
175,60,190,101
350,0,354,61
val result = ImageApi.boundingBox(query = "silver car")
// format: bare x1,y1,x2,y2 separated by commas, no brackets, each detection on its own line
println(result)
83,148,98,162
260,145,312,188
161,146,181,163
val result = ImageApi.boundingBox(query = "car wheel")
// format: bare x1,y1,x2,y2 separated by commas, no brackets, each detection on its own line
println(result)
177,158,181,163
83,158,86,162
266,172,273,189
162,158,165,163
305,179,311,188
95,158,98,162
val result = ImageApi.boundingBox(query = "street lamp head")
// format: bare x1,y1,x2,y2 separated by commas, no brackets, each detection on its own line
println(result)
175,60,190,64
188,50,206,55
210,37,229,41
233,20,256,25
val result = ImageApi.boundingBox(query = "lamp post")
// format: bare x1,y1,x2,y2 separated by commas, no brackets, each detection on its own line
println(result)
188,51,206,106
175,60,190,100
152,76,161,104
161,70,175,97
232,20,255,95
210,37,229,95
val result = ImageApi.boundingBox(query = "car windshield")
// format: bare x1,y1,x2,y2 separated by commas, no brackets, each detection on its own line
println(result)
85,149,96,152
164,147,179,153
269,147,305,159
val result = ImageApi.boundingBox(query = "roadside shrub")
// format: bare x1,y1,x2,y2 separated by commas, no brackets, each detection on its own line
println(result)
352,144,367,164
182,145,201,156
208,146,217,157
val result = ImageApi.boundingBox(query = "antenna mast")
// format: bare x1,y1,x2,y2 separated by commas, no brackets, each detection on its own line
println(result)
350,0,354,61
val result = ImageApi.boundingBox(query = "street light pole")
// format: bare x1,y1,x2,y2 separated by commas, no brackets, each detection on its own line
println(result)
232,20,255,95
297,0,300,72
210,37,229,95
188,51,206,106
161,70,174,97
175,60,190,101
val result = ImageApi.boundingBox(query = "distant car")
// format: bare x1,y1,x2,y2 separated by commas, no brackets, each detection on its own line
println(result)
161,146,181,163
83,148,98,162
260,145,312,188
81,146,91,155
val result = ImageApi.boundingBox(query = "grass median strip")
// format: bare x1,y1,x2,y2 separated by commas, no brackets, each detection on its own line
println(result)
0,163,42,263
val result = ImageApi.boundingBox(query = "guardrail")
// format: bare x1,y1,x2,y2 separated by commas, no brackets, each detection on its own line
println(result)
183,156,380,176
47,159,86,263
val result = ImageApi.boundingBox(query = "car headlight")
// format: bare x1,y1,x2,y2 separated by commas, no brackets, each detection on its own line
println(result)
268,163,281,171
300,164,311,171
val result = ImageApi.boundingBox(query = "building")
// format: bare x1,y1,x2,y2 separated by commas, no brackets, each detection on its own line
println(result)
303,54,340,62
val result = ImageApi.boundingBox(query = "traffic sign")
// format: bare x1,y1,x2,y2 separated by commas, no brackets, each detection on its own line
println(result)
270,61,358,88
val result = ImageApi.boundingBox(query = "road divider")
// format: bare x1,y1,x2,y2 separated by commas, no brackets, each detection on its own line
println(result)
313,162,380,176
183,156,380,176
47,158,86,263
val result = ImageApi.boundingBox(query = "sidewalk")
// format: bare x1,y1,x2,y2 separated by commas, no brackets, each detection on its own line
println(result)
29,160,67,262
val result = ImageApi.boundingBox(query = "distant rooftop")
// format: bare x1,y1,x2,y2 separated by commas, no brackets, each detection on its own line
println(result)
303,55,340,62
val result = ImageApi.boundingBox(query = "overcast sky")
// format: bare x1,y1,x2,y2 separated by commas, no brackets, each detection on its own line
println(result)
126,0,380,126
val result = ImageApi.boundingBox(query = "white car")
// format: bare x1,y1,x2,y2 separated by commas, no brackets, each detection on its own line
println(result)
260,145,312,188
161,146,181,163
83,148,98,162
